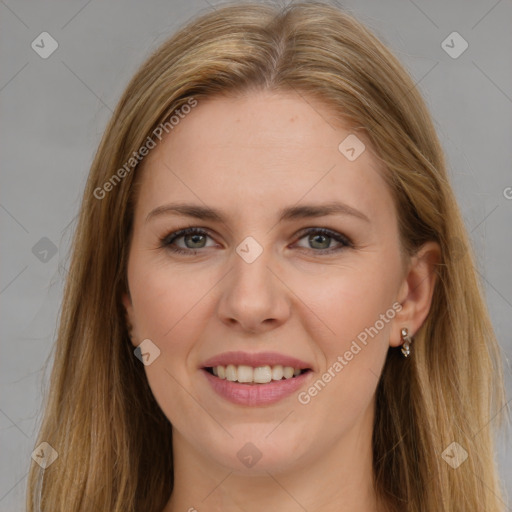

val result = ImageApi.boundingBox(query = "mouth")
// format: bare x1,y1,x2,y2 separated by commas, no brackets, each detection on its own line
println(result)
203,364,312,385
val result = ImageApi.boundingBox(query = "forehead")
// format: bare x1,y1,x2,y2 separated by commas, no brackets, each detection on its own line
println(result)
135,91,394,225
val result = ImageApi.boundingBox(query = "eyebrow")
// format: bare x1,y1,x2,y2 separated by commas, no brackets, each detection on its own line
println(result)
145,201,370,224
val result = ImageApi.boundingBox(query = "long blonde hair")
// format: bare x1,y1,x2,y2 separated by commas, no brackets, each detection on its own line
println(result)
26,2,508,511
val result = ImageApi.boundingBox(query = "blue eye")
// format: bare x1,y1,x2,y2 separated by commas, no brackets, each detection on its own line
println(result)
294,228,352,252
160,227,214,255
160,227,352,256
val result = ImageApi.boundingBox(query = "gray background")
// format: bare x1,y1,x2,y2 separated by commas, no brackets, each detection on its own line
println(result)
1,0,511,510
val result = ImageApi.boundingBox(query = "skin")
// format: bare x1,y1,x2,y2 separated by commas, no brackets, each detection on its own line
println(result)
123,90,439,512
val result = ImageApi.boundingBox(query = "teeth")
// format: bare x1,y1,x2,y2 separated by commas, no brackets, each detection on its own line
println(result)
226,364,237,382
209,364,305,383
254,366,272,384
237,365,253,383
271,365,283,380
283,366,294,379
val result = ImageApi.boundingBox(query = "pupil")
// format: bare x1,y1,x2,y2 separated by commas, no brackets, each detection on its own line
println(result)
187,234,205,248
311,234,329,249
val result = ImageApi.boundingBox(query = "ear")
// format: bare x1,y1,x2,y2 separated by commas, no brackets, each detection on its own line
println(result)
390,241,441,347
122,291,138,348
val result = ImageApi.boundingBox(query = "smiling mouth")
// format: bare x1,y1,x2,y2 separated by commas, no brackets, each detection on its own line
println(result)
204,364,312,385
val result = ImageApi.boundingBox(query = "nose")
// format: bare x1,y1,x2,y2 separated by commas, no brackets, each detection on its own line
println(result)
216,243,291,334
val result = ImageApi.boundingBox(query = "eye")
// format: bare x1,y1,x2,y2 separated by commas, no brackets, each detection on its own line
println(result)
294,228,352,253
160,227,352,256
160,227,216,255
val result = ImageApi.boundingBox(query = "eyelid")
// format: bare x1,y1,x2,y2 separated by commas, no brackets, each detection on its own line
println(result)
160,226,219,250
293,227,353,248
160,226,353,255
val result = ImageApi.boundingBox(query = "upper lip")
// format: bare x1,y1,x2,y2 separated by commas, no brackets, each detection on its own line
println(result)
202,351,312,370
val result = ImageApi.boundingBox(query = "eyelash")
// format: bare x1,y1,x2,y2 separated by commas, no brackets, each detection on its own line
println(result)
159,227,353,256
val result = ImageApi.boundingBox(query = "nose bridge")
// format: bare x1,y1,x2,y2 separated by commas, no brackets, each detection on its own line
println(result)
231,234,276,300
217,233,289,331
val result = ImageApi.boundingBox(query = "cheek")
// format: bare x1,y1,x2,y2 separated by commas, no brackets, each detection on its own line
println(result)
293,257,400,354
130,247,401,370
291,257,400,416
128,261,213,427
130,258,212,341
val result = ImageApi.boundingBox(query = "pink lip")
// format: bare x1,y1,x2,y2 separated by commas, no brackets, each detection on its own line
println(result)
201,351,312,370
201,368,312,406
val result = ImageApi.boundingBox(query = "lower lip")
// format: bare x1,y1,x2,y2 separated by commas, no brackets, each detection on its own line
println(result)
201,369,312,406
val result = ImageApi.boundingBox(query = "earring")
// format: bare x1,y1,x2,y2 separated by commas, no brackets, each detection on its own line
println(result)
400,327,413,357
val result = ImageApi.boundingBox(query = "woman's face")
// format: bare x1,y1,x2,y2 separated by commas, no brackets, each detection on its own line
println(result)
124,90,409,473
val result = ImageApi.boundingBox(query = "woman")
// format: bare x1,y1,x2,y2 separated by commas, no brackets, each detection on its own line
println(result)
26,2,508,511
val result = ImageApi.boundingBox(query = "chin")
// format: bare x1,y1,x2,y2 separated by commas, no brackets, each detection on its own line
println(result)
201,429,311,474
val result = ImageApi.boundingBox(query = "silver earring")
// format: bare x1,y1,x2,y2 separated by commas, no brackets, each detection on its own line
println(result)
400,327,412,357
